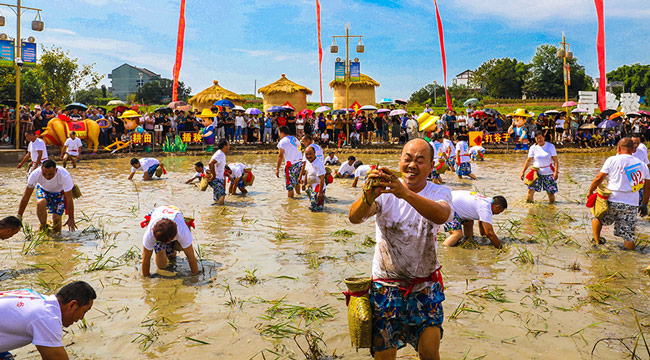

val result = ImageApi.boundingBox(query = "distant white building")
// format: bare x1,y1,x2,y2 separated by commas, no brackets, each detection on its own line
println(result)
452,69,474,87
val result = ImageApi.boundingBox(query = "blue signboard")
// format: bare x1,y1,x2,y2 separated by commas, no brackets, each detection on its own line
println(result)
350,62,360,82
0,39,15,68
21,42,37,68
335,61,345,82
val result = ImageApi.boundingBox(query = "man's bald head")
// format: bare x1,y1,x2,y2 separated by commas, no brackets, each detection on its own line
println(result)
403,138,435,163
618,137,635,154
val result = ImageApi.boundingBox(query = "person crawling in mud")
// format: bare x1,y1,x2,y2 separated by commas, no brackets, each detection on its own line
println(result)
443,191,507,248
0,281,96,360
141,205,199,277
17,159,77,234
128,157,163,181
349,138,453,360
0,216,22,240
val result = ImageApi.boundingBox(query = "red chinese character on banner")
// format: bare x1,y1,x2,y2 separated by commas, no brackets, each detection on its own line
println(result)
192,132,202,143
16,302,24,307
132,133,142,144
493,133,502,143
143,133,152,143
182,132,192,143
484,134,494,143
502,133,510,142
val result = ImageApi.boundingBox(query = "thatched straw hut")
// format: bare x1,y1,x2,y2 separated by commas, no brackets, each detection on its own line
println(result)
329,73,380,110
189,80,245,110
258,74,313,112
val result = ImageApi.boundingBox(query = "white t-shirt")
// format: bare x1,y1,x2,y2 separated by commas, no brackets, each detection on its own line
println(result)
210,150,226,180
470,145,485,155
633,143,649,165
296,118,305,130
355,164,372,179
228,163,246,180
455,141,471,163
324,155,338,165
457,115,467,127
28,138,48,163
27,166,74,193
431,141,445,160
303,143,324,162
321,132,329,141
338,162,355,176
443,139,454,157
406,119,418,133
131,158,159,174
235,116,246,128
372,182,453,284
192,166,208,179
555,119,566,129
0,290,63,351
451,191,493,224
305,158,327,191
527,142,557,176
277,136,302,164
142,206,193,251
600,154,650,206
64,137,83,156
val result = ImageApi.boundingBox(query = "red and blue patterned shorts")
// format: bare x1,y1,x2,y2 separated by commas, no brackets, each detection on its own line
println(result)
370,281,445,354
528,174,558,194
285,161,303,191
36,185,65,216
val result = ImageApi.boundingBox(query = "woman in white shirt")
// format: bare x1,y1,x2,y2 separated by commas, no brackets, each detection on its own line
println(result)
520,132,559,203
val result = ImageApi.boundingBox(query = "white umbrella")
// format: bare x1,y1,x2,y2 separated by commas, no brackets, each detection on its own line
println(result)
544,110,561,115
389,109,407,116
359,105,378,111
232,105,245,111
571,108,588,114
315,106,331,113
107,100,126,106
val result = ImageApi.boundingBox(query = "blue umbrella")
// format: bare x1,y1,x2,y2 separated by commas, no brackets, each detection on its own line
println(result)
65,102,88,111
597,120,619,129
213,99,235,108
378,98,394,104
266,106,285,113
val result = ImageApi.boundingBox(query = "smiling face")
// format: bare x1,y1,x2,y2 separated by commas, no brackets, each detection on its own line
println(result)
399,139,434,191
305,146,316,163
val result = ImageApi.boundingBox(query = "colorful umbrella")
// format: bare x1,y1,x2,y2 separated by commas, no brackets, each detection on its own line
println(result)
375,109,390,113
167,101,189,109
389,109,407,116
298,109,313,117
245,108,262,115
315,106,331,113
266,106,285,112
463,98,479,106
571,108,588,113
378,98,394,104
598,120,619,129
394,99,408,105
562,101,578,107
213,99,235,108
65,102,88,111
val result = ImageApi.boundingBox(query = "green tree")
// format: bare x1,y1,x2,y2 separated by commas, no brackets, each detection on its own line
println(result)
74,87,114,106
607,63,650,102
0,67,43,104
135,79,191,104
38,46,103,106
523,44,590,98
471,57,530,98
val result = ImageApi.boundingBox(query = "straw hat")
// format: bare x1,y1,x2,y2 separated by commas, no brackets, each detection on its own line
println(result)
196,108,217,118
119,110,141,118
507,109,532,118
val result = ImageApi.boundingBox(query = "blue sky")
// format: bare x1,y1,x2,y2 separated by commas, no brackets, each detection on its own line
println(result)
3,0,649,102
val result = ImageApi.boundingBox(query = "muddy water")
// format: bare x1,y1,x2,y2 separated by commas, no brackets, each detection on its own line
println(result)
1,150,649,359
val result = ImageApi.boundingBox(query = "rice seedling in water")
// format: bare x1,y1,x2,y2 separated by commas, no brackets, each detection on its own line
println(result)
459,236,480,249
361,235,376,247
21,223,47,255
85,245,123,272
294,330,330,360
330,229,355,237
568,260,581,271
449,300,484,320
465,285,509,303
307,254,320,270
131,308,170,352
185,336,210,345
223,283,243,308
238,268,261,286
512,246,536,264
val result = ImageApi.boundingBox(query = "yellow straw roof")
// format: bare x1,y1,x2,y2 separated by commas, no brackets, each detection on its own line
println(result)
329,73,380,88
189,80,245,105
258,74,313,95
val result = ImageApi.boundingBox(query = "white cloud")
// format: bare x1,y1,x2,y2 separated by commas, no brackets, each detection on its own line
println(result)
451,0,650,23
47,28,78,36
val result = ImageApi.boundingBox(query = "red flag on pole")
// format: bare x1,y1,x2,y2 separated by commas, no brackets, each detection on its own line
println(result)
316,0,323,106
172,0,186,102
433,0,452,110
595,0,606,112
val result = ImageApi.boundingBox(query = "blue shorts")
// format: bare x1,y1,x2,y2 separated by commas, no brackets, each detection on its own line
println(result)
307,187,325,212
528,174,558,194
285,161,303,191
146,163,159,178
456,162,472,176
154,240,180,257
209,178,226,201
370,281,444,353
443,212,467,232
36,185,65,216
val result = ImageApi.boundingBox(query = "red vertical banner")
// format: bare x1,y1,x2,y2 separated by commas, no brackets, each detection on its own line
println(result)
433,0,452,110
595,0,606,111
316,0,323,106
172,0,186,102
